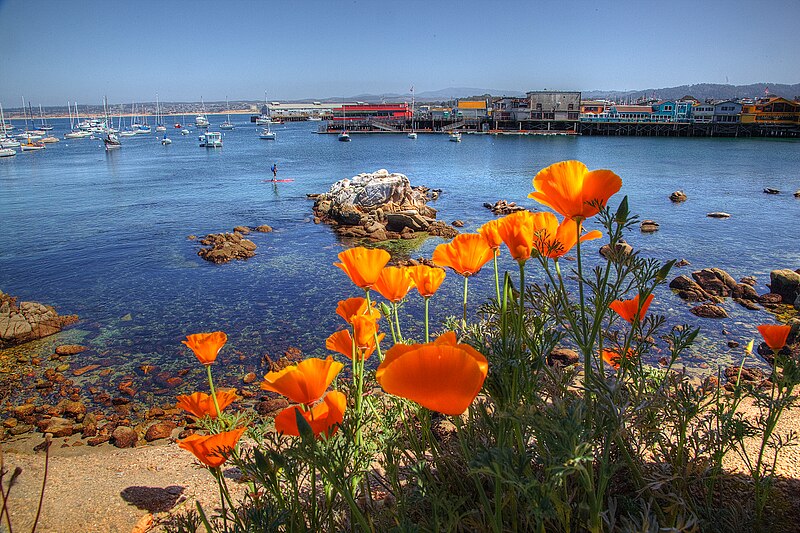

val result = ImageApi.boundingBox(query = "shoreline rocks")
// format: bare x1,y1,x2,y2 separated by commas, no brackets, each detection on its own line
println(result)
669,190,687,203
483,200,526,215
640,220,659,233
0,291,78,348
311,169,457,243
197,231,258,264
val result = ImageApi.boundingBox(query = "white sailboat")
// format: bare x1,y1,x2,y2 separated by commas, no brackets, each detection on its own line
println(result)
64,102,90,139
38,104,54,131
0,102,17,153
195,97,209,128
338,103,351,141
220,96,234,130
155,94,167,132
259,124,276,140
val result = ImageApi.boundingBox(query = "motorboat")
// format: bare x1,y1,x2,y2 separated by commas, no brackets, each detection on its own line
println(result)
181,128,190,135
407,132,417,139
449,132,462,142
308,115,322,121
199,131,222,147
103,132,121,150
119,130,137,137
0,147,16,157
41,136,60,143
1,138,21,148
338,130,351,142
259,127,276,140
156,125,167,132
174,123,182,129
195,115,209,128
20,140,45,151
64,131,90,139
161,133,172,145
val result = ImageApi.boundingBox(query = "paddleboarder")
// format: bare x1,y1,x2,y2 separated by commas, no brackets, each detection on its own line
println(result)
271,163,278,181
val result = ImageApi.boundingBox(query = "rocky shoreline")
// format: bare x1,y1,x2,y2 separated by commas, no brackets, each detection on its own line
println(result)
0,291,78,349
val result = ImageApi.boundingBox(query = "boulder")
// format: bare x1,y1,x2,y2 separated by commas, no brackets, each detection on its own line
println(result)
670,275,713,301
311,170,453,243
763,188,780,195
640,220,659,233
197,232,257,264
112,426,138,448
795,190,800,198
451,220,464,228
55,344,87,356
255,225,273,233
484,200,526,215
707,212,731,218
144,421,176,442
0,291,79,348
233,226,250,234
669,191,687,203
795,293,800,311
599,240,633,260
547,347,580,367
769,269,800,303
691,268,737,297
690,303,728,319
43,417,74,438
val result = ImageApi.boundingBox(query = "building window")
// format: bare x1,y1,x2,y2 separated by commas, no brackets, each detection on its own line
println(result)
568,103,574,110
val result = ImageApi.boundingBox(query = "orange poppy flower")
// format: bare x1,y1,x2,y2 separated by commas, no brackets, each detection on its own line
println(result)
757,324,792,351
609,294,655,324
178,426,246,468
373,266,416,303
601,349,623,371
334,246,391,289
532,214,603,259
495,211,536,262
432,233,495,277
274,391,347,438
176,389,238,419
407,264,446,298
478,219,503,252
375,332,488,415
336,297,380,325
260,356,344,405
182,332,227,365
528,160,622,221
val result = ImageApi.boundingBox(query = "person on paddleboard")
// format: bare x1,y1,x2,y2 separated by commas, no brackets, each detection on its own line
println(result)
271,163,278,181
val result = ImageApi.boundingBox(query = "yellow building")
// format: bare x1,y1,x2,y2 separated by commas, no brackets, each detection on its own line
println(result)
740,97,800,125
456,99,489,118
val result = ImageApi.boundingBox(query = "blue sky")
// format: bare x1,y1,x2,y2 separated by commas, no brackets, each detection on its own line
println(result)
1,0,798,105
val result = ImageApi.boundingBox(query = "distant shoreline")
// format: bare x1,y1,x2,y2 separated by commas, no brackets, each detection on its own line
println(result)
2,109,257,120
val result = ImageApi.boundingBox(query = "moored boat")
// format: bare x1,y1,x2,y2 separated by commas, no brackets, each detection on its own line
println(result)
259,127,276,140
103,132,121,150
449,132,462,142
41,136,60,143
20,140,45,151
338,130,351,142
407,132,417,139
199,131,222,147
0,147,16,157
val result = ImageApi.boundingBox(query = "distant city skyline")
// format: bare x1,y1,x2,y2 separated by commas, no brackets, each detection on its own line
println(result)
1,0,799,106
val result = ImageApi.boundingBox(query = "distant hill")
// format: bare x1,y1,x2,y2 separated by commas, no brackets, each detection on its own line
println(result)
583,83,800,102
310,87,526,104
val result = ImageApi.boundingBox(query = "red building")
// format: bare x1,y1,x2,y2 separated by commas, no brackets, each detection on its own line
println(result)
331,103,411,121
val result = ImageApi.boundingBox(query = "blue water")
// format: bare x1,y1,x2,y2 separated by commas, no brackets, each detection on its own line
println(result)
1,115,799,401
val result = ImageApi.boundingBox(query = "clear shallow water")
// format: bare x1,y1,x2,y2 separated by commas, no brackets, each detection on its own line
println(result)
1,116,799,399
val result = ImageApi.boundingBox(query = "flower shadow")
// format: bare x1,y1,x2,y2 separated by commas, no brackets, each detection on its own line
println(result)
120,485,186,513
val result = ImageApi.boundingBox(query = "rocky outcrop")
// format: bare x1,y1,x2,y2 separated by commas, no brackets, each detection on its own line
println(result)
671,268,760,311
599,240,633,260
763,188,780,195
311,169,457,242
707,212,731,218
669,191,687,203
0,291,78,348
197,232,258,264
794,190,800,198
769,269,800,304
640,220,659,233
690,303,728,319
483,200,526,215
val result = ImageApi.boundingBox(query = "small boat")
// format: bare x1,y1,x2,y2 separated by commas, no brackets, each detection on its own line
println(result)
17,132,43,141
1,138,21,148
259,126,276,140
220,97,235,130
161,133,172,145
133,124,151,134
407,132,417,139
119,130,137,137
181,128,189,135
199,131,222,147
64,130,91,139
449,132,462,142
308,115,322,121
41,136,60,143
174,122,182,129
103,132,121,150
156,125,167,132
338,130,351,142
195,115,209,128
0,147,16,157
21,140,45,151
154,94,167,131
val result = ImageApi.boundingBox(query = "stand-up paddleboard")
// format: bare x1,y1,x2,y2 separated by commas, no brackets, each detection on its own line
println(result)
262,179,295,183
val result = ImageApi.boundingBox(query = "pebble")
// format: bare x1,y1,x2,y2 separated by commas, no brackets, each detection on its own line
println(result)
243,372,257,384
112,426,138,448
55,344,87,356
72,364,100,376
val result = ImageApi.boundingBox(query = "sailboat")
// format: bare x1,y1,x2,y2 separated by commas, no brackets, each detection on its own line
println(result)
161,132,172,145
155,94,167,132
38,104,54,131
101,97,121,150
407,85,417,138
259,123,276,140
0,103,18,154
195,97,209,128
220,96,234,130
338,103,351,141
64,102,89,139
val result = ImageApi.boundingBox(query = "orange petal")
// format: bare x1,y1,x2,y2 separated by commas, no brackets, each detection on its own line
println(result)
334,247,391,289
336,297,380,325
373,266,416,303
376,342,488,415
529,160,621,220
432,233,495,277
261,356,344,405
478,219,503,250
757,324,792,351
274,391,347,438
182,332,227,365
609,294,655,324
407,265,446,298
178,426,246,468
496,211,536,262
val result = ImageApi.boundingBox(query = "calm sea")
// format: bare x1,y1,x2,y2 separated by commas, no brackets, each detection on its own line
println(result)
1,116,798,399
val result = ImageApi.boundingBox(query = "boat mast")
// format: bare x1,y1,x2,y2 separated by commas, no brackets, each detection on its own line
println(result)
0,102,7,136
21,96,29,131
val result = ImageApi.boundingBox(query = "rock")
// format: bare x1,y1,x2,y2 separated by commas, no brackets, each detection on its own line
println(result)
8,424,33,436
640,220,659,233
82,413,98,437
254,225,273,233
707,212,731,218
255,398,289,416
243,372,257,384
63,400,86,419
732,283,759,300
55,344,87,356
769,269,800,303
763,188,780,195
758,292,784,305
734,298,761,311
72,364,100,376
691,268,737,297
0,291,79,348
112,426,138,448
233,226,250,234
724,366,768,386
669,191,687,203
690,303,728,319
547,347,580,367
144,421,176,442
740,276,757,287
599,240,633,260
669,275,712,301
13,404,36,417
187,235,197,241
728,341,740,348
794,190,800,198
386,211,429,232
44,417,74,437
675,259,691,267
427,220,459,238
795,293,800,311
451,220,464,228
484,200,526,215
197,232,257,264
87,435,110,446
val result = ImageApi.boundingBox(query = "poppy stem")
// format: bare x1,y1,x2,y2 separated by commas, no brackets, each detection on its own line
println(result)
517,261,526,338
493,253,501,303
424,297,430,343
575,218,591,382
206,365,222,418
392,302,404,343
462,276,469,327
364,289,383,361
